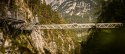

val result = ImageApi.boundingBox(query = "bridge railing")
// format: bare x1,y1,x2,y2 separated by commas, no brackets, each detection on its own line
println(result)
28,23,123,29
0,17,123,30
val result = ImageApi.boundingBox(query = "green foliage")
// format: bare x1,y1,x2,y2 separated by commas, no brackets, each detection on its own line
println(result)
0,0,36,53
0,0,81,54
98,0,125,23
27,1,81,53
81,0,125,54
0,21,36,53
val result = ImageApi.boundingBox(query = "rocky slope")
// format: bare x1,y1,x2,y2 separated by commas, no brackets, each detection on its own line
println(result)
0,0,80,54
46,0,97,23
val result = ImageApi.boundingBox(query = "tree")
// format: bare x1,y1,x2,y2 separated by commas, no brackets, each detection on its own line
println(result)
81,0,125,54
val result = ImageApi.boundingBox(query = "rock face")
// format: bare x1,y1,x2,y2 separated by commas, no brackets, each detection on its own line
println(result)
50,0,93,16
0,0,80,54
46,0,97,23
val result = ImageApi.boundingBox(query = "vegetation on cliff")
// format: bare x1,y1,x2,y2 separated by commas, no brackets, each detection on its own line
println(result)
81,0,125,54
0,0,80,54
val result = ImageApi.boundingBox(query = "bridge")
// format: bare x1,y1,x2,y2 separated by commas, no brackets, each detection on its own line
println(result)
12,23,122,30
0,17,123,30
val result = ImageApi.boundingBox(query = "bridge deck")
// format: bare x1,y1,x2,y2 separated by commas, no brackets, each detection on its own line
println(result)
0,17,123,30
20,23,123,30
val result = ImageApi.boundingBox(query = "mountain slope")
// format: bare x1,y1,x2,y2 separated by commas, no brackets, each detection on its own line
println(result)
0,0,80,54
47,0,97,23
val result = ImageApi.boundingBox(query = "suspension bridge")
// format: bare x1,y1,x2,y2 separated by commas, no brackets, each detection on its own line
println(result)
0,17,123,30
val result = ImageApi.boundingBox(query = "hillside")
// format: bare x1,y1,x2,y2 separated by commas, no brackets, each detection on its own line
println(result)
0,0,80,54
46,0,98,23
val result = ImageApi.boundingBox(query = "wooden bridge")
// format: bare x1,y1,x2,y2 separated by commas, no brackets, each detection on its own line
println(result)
0,17,123,30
